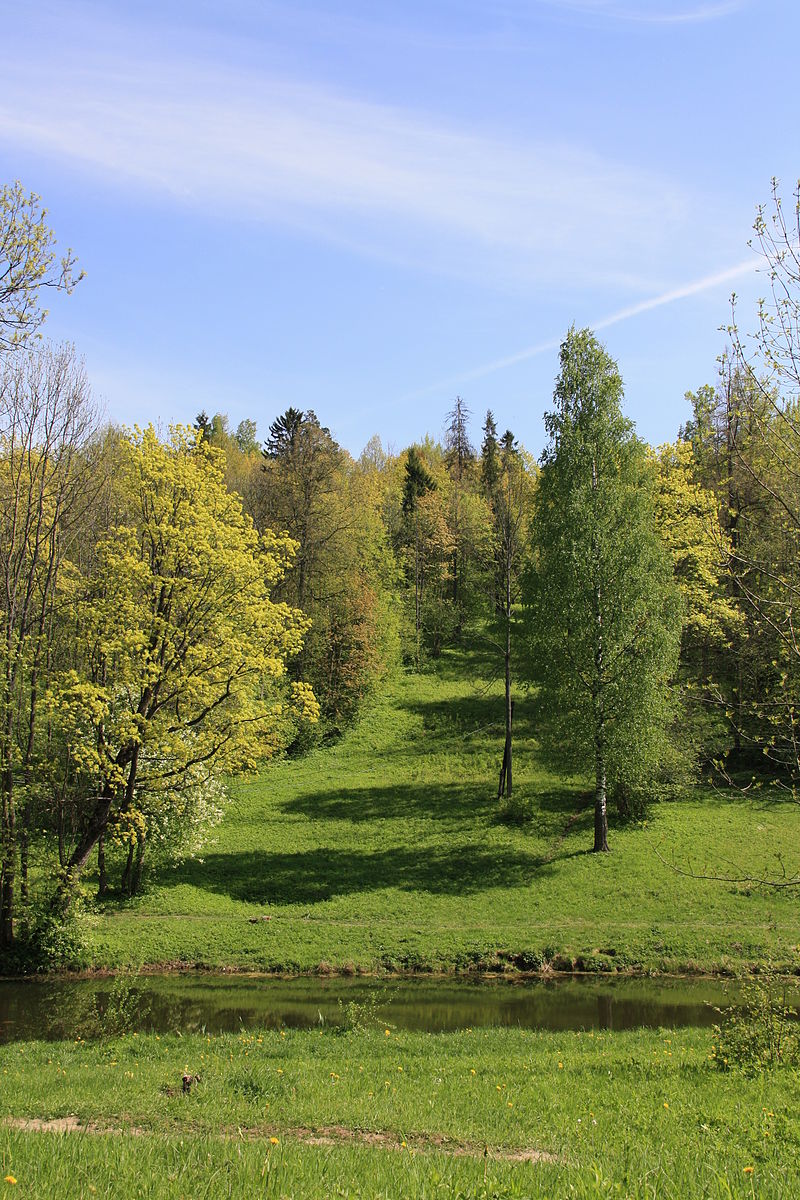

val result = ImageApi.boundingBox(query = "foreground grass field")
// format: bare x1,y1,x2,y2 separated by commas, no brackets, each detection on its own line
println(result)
1,1024,798,1198
77,648,800,976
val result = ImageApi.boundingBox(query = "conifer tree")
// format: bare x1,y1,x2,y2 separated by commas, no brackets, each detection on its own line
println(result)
480,411,500,500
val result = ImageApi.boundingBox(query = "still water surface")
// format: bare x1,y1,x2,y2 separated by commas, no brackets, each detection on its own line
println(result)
3,973,796,1043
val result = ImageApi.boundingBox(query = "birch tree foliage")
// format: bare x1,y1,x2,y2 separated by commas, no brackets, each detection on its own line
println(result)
524,329,683,845
50,425,317,891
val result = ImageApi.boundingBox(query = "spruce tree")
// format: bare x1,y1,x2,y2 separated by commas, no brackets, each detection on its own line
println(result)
480,410,500,500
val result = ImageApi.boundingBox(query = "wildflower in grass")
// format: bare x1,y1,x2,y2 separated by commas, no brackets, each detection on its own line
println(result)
743,1166,754,1174
270,1137,280,1146
4,1176,17,1185
385,1029,391,1037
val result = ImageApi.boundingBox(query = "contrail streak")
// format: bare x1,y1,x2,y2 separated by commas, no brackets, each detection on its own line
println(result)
403,258,756,401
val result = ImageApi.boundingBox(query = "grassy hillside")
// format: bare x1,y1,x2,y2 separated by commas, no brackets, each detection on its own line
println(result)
86,648,800,975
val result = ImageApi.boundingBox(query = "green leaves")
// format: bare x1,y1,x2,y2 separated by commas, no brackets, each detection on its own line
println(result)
524,328,684,828
0,181,83,351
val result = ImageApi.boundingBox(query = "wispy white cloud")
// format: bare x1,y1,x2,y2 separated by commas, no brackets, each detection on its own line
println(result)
401,258,756,400
0,14,712,292
538,0,745,24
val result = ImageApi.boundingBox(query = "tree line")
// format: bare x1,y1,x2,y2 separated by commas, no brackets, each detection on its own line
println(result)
2,177,800,957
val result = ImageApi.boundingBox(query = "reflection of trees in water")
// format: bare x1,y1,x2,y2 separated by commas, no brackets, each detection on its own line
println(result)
2,977,796,1043
597,994,613,1030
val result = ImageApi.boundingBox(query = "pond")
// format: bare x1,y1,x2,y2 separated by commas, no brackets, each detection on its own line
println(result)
2,972,797,1043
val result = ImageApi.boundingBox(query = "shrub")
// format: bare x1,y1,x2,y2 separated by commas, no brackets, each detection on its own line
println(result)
711,962,800,1074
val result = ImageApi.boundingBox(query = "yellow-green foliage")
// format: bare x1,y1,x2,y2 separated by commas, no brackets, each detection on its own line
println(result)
49,425,318,863
0,180,83,350
651,441,741,644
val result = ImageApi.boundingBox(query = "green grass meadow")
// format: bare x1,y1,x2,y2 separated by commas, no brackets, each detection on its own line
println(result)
79,650,800,976
2,1023,800,1198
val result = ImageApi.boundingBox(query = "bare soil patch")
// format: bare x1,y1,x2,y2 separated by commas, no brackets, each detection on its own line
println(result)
2,1115,557,1162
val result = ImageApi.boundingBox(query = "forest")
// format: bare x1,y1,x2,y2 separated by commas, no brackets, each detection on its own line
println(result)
1,178,800,966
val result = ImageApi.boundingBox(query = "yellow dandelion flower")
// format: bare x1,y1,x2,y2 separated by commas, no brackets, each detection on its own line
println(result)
4,1177,17,1186
743,1166,754,1174
270,1137,280,1146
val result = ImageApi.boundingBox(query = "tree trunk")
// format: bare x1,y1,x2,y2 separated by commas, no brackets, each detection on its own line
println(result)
1,763,15,947
504,563,513,798
121,841,135,897
132,835,146,896
57,797,66,869
414,519,422,669
591,460,609,853
594,743,609,852
19,813,29,935
97,835,108,898
53,785,117,912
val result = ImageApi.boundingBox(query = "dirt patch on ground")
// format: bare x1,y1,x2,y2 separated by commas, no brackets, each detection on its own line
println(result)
2,1115,557,1163
2,1116,145,1136
273,1123,558,1163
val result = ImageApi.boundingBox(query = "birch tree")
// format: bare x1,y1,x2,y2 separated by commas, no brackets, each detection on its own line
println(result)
524,328,682,852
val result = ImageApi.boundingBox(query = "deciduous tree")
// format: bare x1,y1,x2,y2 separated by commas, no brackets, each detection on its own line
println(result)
50,426,315,902
524,329,682,851
0,346,97,943
0,183,83,353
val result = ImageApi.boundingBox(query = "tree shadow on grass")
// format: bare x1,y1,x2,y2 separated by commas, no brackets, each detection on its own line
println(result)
402,693,538,750
150,843,558,906
527,789,593,843
282,782,496,824
281,781,587,838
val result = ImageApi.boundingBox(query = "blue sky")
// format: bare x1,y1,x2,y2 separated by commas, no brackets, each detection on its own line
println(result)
1,0,796,456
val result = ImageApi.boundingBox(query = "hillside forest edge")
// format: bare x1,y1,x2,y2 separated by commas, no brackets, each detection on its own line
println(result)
2,177,800,970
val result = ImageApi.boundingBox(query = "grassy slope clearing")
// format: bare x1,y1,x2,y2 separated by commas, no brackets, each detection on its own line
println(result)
2,1025,799,1198
85,648,800,975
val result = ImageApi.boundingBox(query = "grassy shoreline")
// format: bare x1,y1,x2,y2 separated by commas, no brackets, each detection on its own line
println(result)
5,960,800,984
